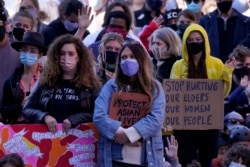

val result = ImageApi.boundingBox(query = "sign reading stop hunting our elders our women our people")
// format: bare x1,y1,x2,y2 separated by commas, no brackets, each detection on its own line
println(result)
0,123,98,167
163,79,224,130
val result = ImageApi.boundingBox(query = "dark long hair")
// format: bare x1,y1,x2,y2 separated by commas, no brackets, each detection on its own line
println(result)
115,42,159,113
188,51,208,78
187,32,208,79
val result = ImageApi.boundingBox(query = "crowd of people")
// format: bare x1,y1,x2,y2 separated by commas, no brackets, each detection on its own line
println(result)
0,0,250,166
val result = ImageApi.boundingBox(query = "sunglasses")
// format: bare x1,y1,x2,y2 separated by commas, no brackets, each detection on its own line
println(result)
186,0,200,4
226,119,245,125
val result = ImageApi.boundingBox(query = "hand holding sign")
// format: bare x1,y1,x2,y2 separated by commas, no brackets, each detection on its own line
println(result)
63,118,72,133
44,115,57,133
165,135,178,159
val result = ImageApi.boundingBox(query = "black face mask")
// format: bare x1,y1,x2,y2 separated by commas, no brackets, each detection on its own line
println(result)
186,42,204,54
233,66,250,81
104,51,119,72
0,25,5,41
12,27,25,41
146,0,163,10
217,1,233,14
167,24,178,31
177,24,188,39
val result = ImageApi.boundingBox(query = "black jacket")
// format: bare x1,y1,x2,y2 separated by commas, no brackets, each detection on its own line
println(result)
155,55,182,82
22,82,100,125
1,67,25,124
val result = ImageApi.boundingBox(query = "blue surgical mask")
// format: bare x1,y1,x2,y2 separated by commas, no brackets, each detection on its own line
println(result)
229,162,246,167
120,59,139,77
187,2,202,14
19,52,38,66
63,20,78,32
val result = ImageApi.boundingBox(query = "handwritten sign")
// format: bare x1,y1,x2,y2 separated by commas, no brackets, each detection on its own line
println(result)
109,92,149,127
163,79,224,130
0,123,98,167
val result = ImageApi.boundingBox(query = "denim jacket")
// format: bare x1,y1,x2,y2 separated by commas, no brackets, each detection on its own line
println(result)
93,79,166,167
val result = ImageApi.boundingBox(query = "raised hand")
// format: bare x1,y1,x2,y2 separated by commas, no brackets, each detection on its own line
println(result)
165,135,178,159
151,16,164,27
78,5,93,30
225,57,236,69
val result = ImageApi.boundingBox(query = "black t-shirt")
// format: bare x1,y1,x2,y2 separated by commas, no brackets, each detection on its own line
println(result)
46,80,82,123
134,6,152,27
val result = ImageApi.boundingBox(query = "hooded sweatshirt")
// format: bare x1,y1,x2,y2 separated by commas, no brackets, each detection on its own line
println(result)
170,24,233,98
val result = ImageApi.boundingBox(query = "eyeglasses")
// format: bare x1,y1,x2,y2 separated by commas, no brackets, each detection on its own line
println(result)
226,119,245,125
186,0,200,4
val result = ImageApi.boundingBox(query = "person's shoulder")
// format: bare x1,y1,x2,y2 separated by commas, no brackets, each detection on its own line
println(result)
83,28,104,47
42,18,62,32
103,78,117,88
208,55,224,65
200,10,218,21
4,67,22,84
174,55,182,60
173,58,185,65
234,9,250,23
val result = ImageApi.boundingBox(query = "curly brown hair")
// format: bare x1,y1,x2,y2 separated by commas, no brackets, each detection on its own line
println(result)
223,144,250,167
40,34,100,89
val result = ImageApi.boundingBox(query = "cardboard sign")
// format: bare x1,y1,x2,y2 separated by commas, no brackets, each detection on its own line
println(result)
163,79,224,130
0,123,98,167
109,92,149,128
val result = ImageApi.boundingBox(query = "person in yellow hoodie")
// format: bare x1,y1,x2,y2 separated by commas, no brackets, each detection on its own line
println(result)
170,23,236,167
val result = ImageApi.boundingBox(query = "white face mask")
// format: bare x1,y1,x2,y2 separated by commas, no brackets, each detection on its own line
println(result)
151,46,169,60
88,0,104,11
229,162,246,167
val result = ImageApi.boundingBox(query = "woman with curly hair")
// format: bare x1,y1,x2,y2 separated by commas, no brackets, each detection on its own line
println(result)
223,144,250,167
22,34,101,133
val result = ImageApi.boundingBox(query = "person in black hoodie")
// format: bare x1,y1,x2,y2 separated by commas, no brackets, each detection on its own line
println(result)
41,0,92,47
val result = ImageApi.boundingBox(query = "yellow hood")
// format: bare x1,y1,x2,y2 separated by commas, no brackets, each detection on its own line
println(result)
182,23,211,63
